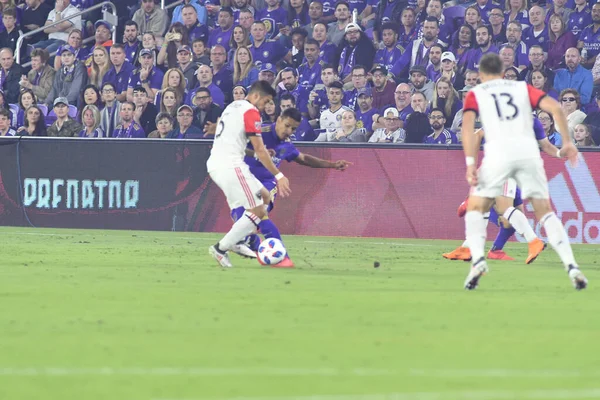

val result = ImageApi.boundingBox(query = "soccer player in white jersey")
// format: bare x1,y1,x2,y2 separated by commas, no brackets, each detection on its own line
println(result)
461,53,587,291
207,81,291,268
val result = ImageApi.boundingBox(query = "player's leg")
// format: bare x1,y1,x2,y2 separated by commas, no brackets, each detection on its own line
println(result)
487,205,516,260
230,207,261,257
515,159,587,289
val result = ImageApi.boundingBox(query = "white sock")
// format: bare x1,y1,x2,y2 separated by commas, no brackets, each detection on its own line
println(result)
541,212,577,269
219,211,260,250
504,207,537,242
465,211,487,263
463,212,489,248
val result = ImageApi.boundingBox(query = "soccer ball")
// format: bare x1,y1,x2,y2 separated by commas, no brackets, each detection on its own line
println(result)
257,238,287,265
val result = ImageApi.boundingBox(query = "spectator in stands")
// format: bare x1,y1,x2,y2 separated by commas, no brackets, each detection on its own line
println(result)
476,0,495,24
569,0,592,40
208,7,234,52
391,17,444,79
0,9,21,56
426,44,443,83
319,81,350,130
450,24,476,74
132,86,157,136
504,0,529,29
127,49,165,103
22,0,52,46
210,45,233,99
409,65,434,102
14,89,36,127
312,22,337,65
238,8,255,31
522,6,549,51
464,6,483,31
578,3,600,69
279,93,316,141
257,0,289,39
343,65,369,110
133,0,169,43
258,62,277,87
17,105,46,136
368,107,405,143
396,8,418,49
80,84,103,112
548,14,577,70
290,28,308,68
583,95,600,144
373,82,412,131
439,52,465,91
54,29,85,70
520,45,553,83
431,77,461,128
354,87,377,137
415,0,427,24
47,97,82,137
167,104,203,138
327,1,351,46
502,21,528,69
560,88,587,137
20,48,55,103
303,0,323,38
370,64,395,110
504,66,519,80
46,46,87,107
0,47,22,104
547,0,572,27
158,22,189,69
114,102,145,138
192,87,222,137
537,110,563,146
140,32,160,64
554,48,593,105
465,25,499,72
171,0,207,26
423,107,457,144
307,64,338,119
489,7,507,46
374,23,404,73
172,45,197,91
530,69,558,99
499,46,517,70
123,21,141,64
233,46,258,88
297,38,323,95
316,109,366,142
421,0,452,46
374,0,406,47
189,64,225,107
465,70,479,87
262,99,278,123
34,0,81,54
573,123,595,146
84,20,113,69
181,4,208,44
228,25,251,67
103,44,134,103
78,105,105,138
289,0,310,29
0,108,16,136
89,46,112,89
249,21,289,68
148,112,174,138
192,38,209,65
99,82,120,138
0,90,10,117
232,0,255,25
156,68,186,108
232,85,247,101
338,24,376,82
159,87,180,121
404,91,429,143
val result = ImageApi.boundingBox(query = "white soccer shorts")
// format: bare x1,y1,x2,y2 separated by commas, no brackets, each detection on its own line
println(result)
209,166,265,210
472,157,550,200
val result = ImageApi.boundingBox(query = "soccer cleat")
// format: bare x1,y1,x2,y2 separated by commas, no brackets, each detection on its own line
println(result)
464,258,489,290
209,245,233,268
442,246,472,261
230,243,258,259
457,198,469,218
487,250,515,261
272,256,295,268
526,238,546,264
568,266,588,290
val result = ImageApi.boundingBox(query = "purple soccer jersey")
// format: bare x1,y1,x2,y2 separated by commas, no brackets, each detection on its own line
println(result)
522,26,549,52
579,24,600,59
250,40,289,68
127,66,164,90
423,128,458,144
113,122,145,138
375,45,404,72
568,8,592,39
256,7,288,40
102,61,134,96
208,27,233,52
124,41,140,63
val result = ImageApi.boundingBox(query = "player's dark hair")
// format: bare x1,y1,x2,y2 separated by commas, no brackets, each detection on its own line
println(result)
479,53,503,75
280,93,296,105
281,107,302,122
248,80,277,98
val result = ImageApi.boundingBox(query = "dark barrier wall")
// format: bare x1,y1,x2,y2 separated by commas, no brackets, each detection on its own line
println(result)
1,138,599,243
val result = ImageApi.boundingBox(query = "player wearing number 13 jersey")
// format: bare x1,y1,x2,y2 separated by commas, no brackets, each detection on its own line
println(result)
461,53,587,291
207,81,291,268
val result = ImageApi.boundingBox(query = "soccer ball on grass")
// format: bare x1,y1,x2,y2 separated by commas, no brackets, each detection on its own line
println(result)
257,238,287,265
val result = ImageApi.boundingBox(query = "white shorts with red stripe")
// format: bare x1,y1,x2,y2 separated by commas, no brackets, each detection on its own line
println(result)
209,166,265,210
472,157,549,200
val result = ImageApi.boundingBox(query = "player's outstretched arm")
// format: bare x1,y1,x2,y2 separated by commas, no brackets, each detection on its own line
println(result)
249,135,291,197
538,96,579,166
538,137,562,158
294,153,352,170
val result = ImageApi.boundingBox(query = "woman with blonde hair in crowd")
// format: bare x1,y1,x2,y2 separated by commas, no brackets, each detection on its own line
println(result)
228,26,251,67
78,105,105,138
574,124,596,147
17,105,47,137
155,68,186,107
233,46,259,89
504,0,529,28
431,77,462,128
89,46,113,88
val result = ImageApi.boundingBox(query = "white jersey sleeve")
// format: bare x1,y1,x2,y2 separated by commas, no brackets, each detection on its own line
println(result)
207,100,262,171
464,79,547,161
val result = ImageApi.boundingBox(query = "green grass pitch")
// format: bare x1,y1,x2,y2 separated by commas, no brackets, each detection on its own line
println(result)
1,227,600,400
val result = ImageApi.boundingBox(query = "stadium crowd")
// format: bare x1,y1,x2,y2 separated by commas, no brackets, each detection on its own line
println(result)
0,0,599,145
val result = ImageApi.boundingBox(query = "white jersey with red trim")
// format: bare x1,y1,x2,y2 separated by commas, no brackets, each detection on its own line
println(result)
207,100,263,171
463,79,546,161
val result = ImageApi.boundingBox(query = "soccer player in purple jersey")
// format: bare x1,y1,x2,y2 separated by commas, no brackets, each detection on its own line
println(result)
233,108,352,267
